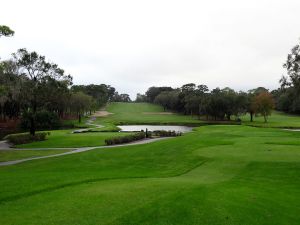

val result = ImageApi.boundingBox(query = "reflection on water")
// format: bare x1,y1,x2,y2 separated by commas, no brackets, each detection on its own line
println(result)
117,125,193,133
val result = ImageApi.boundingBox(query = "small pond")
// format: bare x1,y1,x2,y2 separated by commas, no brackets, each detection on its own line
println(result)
117,125,193,133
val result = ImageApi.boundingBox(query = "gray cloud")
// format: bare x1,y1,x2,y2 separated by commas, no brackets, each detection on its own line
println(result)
1,0,300,98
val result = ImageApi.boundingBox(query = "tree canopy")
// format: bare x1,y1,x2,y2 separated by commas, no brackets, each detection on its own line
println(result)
0,25,14,38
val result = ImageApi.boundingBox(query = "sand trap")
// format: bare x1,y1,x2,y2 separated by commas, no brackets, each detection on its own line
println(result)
143,112,174,115
93,111,113,117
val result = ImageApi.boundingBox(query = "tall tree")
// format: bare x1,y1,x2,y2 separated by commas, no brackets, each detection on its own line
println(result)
283,42,300,90
12,48,72,135
70,92,93,123
274,40,300,114
253,92,275,123
145,86,173,102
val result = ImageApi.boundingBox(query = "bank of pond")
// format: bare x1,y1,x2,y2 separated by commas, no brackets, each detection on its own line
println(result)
117,125,193,133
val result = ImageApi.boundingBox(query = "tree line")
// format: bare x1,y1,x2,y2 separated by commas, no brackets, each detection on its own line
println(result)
0,25,131,135
136,40,300,122
138,85,274,122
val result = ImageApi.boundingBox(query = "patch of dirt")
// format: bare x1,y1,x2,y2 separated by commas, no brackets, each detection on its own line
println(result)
143,112,174,115
93,111,113,117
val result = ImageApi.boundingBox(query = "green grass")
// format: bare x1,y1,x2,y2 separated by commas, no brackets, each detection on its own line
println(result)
0,149,72,162
241,110,300,128
96,102,203,126
1,125,300,224
16,130,133,148
89,122,121,132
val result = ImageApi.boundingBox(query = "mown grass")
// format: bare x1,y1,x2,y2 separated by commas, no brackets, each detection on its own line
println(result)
0,125,300,225
16,130,132,148
241,110,300,128
0,149,72,162
96,102,203,126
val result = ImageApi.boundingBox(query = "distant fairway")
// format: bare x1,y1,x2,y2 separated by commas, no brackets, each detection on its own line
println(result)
97,102,203,125
1,123,300,224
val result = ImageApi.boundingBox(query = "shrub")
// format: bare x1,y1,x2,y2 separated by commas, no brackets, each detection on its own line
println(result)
4,132,50,145
105,132,145,145
150,130,182,137
21,110,61,130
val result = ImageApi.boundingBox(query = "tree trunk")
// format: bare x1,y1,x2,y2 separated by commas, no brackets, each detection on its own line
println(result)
30,79,37,136
250,112,253,122
226,114,231,121
30,106,37,136
263,114,267,123
78,113,81,123
30,116,35,136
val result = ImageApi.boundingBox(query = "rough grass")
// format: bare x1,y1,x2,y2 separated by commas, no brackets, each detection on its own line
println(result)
0,125,300,225
0,149,72,162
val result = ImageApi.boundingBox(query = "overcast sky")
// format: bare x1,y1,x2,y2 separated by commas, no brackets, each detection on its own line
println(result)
1,0,300,98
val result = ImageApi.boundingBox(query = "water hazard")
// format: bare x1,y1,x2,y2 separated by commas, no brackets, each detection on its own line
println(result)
117,125,193,133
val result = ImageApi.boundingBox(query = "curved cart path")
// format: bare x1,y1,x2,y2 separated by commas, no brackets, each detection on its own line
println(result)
72,116,104,133
0,137,172,166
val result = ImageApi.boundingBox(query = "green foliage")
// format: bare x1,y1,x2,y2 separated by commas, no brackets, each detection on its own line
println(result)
154,90,180,111
253,92,275,122
0,25,14,37
135,93,147,102
70,92,94,122
146,86,173,102
150,130,182,137
274,39,300,114
112,92,131,102
149,84,251,121
11,48,73,135
105,132,145,145
71,84,115,107
4,132,49,145
21,110,61,129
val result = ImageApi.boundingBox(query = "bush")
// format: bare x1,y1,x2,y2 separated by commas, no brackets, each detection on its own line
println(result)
105,132,145,145
150,130,182,137
21,110,61,130
4,132,50,145
236,118,242,122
